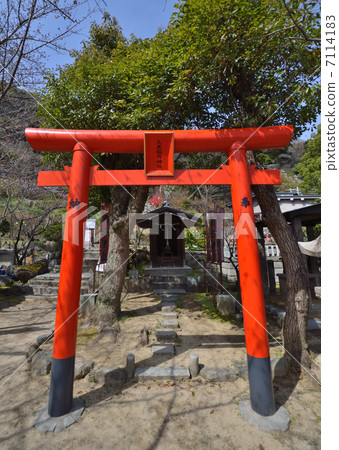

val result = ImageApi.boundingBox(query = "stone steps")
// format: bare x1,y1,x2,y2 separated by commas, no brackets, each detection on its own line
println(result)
134,366,190,380
160,319,179,329
82,258,99,272
29,278,92,288
31,285,90,296
152,281,186,291
154,288,186,295
28,273,92,286
151,275,186,283
83,251,100,260
50,265,61,273
161,312,177,318
25,272,93,301
160,293,179,301
133,290,186,380
144,266,192,276
156,329,177,341
25,294,58,302
161,304,177,312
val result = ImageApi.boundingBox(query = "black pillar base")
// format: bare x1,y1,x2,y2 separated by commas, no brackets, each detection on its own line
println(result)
48,355,75,417
247,354,275,416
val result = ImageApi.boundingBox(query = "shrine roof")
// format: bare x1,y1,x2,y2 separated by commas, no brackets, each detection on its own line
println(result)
136,201,196,229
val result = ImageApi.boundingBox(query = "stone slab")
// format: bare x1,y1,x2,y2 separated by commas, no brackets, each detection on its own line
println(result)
24,295,58,302
216,294,236,315
161,312,178,318
35,398,84,433
161,301,177,307
161,319,179,328
161,304,177,313
161,294,179,302
134,366,190,380
154,289,186,294
200,366,238,382
156,329,177,340
145,266,192,276
152,344,175,355
31,351,52,376
239,398,290,433
161,302,178,310
74,359,95,380
87,366,126,387
231,360,248,379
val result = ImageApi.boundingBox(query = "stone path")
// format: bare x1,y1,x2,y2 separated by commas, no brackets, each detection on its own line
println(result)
136,290,191,380
23,272,93,302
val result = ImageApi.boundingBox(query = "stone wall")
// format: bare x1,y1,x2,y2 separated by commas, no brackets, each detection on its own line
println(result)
0,249,14,265
220,257,283,284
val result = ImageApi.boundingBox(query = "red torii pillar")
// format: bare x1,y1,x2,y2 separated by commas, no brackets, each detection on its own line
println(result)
25,126,293,420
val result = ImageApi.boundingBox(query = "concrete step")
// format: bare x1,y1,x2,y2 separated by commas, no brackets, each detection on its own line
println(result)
161,312,178,318
82,258,99,271
161,293,179,300
28,272,92,285
154,289,186,294
161,304,177,313
152,282,186,290
135,366,190,380
157,329,177,341
27,273,93,286
29,278,92,288
160,319,179,329
83,251,100,259
145,266,192,276
160,301,178,308
31,285,90,295
152,344,175,355
25,294,57,302
151,275,186,283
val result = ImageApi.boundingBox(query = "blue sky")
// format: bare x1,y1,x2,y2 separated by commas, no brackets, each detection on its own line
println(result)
45,0,178,68
43,0,318,141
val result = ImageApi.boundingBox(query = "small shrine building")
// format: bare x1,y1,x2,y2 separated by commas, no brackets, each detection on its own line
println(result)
137,201,194,268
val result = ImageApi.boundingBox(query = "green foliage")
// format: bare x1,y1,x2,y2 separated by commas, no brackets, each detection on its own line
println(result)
37,2,320,246
296,125,321,194
39,2,320,157
0,218,10,236
167,0,320,137
256,153,273,167
185,227,205,249
42,223,63,243
277,171,301,192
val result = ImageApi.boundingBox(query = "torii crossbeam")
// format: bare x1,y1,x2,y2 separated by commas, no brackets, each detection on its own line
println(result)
25,125,293,423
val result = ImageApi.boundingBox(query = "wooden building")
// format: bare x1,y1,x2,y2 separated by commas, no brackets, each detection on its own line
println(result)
137,202,194,268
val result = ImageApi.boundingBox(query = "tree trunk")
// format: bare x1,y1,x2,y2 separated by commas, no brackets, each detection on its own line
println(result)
257,222,269,295
252,184,312,370
96,185,149,324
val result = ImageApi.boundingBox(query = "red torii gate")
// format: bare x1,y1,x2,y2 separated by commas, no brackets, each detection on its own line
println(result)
25,125,293,422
